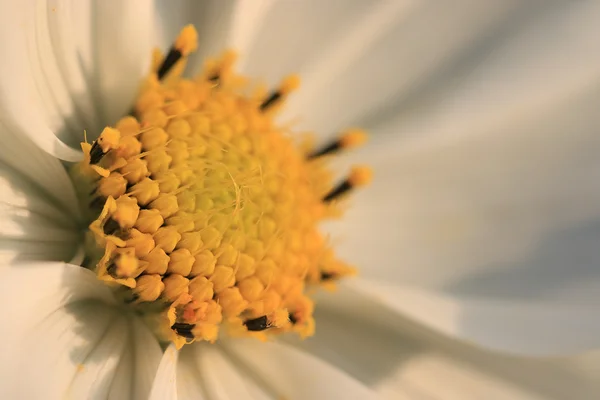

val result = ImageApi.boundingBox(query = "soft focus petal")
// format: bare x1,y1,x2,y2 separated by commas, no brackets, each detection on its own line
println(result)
0,1,83,159
319,2,600,354
0,0,155,158
0,125,80,264
149,344,179,400
348,278,600,356
315,284,600,399
235,0,527,136
177,344,269,400
92,0,154,125
221,339,377,400
329,0,600,291
0,263,161,400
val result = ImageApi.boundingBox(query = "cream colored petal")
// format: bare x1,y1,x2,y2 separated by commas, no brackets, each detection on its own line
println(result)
222,339,377,400
149,343,180,400
0,263,128,399
92,0,155,125
345,278,600,356
314,284,600,399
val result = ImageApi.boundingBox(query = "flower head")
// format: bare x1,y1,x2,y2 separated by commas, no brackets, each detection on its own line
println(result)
2,1,600,399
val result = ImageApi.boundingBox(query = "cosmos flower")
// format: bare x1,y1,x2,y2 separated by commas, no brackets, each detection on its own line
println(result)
1,1,600,399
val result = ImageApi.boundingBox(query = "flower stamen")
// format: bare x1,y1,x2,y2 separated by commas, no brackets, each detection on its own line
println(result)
70,25,371,348
322,166,373,202
157,25,198,80
259,75,301,111
307,129,368,160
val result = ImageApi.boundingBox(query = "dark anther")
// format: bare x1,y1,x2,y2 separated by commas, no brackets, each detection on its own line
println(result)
157,47,183,80
259,91,282,111
172,322,195,339
288,312,298,325
103,218,120,236
322,180,352,202
244,315,269,331
89,141,104,164
320,272,336,281
307,141,341,160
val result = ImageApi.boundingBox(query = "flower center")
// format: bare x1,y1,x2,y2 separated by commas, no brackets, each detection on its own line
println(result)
70,25,371,349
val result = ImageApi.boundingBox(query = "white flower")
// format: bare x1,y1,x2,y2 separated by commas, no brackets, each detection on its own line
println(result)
1,1,600,399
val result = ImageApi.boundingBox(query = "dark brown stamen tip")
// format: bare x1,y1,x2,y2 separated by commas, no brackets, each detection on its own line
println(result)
322,180,352,202
320,272,337,281
103,218,121,236
89,141,105,164
259,91,282,111
157,47,183,80
288,312,298,325
307,141,342,160
172,322,195,339
244,315,269,331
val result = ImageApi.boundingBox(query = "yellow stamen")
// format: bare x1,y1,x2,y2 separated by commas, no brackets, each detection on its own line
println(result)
174,25,199,56
71,25,371,346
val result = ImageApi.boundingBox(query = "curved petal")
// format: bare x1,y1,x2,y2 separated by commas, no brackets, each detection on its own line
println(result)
177,343,269,400
0,0,155,159
149,343,179,400
0,263,161,399
235,1,528,136
347,278,600,356
92,0,155,125
0,1,84,158
0,133,81,264
324,3,600,331
175,347,207,400
109,317,165,400
221,339,377,400
312,284,600,399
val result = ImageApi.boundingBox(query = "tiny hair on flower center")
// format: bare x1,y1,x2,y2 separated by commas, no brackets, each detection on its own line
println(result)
69,25,371,348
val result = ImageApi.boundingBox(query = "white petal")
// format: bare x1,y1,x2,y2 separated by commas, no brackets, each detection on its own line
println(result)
109,317,165,400
288,298,420,388
0,263,161,399
177,343,270,400
348,278,600,356
129,317,165,400
376,351,600,400
314,285,600,399
176,348,207,400
149,343,179,400
238,1,525,135
0,120,80,212
93,0,154,124
107,344,135,400
222,339,377,400
47,0,102,133
0,122,81,263
325,14,600,305
0,2,84,159
66,312,128,399
0,263,116,398
0,162,79,264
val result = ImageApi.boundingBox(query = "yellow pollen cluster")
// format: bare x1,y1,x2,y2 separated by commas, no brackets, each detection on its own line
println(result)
72,25,370,348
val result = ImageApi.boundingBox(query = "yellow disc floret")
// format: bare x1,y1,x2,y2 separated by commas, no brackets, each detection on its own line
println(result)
71,25,370,348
